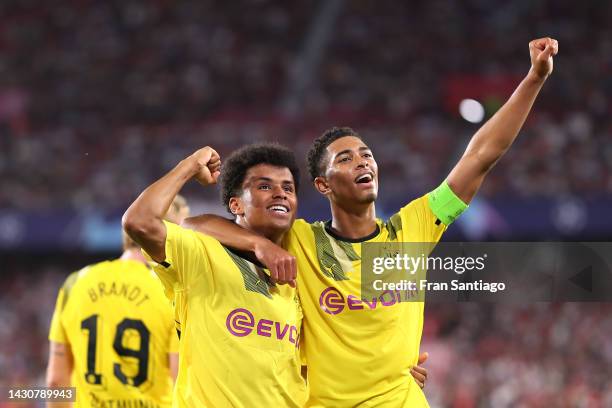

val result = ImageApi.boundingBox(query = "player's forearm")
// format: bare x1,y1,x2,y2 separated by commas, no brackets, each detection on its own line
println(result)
123,157,198,256
447,38,557,204
462,69,548,171
182,214,268,253
46,342,73,389
46,370,71,388
183,214,296,285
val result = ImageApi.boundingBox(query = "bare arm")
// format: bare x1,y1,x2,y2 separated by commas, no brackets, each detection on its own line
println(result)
183,215,297,285
182,215,267,254
46,342,73,408
168,352,179,382
122,147,220,262
447,37,559,204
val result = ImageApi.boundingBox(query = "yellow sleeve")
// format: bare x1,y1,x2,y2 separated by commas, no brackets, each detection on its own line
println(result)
49,271,80,344
145,220,211,295
390,183,467,243
48,287,68,344
395,195,447,243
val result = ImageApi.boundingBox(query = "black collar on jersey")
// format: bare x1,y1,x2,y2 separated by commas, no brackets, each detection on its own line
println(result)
324,220,380,243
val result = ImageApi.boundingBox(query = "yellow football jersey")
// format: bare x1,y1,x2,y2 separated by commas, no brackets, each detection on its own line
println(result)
49,259,178,407
286,195,447,407
147,221,307,408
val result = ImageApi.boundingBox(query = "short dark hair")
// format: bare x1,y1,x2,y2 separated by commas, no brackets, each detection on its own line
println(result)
307,126,362,181
220,143,300,213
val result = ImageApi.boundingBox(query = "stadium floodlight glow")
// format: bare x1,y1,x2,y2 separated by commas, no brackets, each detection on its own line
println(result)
459,99,485,123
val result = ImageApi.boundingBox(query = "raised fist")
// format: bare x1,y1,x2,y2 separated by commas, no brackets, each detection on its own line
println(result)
529,37,559,79
191,147,221,186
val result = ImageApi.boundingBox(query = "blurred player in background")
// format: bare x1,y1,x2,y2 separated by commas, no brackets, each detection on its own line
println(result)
165,194,190,226
46,229,179,407
185,37,558,407
122,144,308,407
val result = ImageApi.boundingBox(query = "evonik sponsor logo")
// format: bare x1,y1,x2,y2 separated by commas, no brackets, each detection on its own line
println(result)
319,287,418,315
226,308,298,346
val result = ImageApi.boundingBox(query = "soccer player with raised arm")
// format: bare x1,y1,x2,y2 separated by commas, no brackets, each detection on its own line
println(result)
184,37,559,407
122,144,308,407
46,230,179,407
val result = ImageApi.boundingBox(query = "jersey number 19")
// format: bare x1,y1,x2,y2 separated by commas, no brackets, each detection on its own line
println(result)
81,314,150,387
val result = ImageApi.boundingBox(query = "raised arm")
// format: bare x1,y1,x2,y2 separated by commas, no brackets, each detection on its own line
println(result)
183,215,297,286
447,37,559,204
122,147,220,262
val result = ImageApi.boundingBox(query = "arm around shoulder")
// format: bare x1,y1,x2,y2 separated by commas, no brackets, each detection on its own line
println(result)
182,214,265,253
182,215,297,286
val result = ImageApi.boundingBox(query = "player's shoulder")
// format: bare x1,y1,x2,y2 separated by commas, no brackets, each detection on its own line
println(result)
169,219,224,249
290,218,311,228
70,260,157,294
286,219,318,244
401,194,430,211
381,195,431,240
386,194,429,222
87,259,146,276
59,269,81,296
56,262,101,308
290,218,318,233
63,261,106,285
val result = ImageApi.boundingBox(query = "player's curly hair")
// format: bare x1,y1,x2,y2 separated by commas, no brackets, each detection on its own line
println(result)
220,143,300,213
307,126,362,181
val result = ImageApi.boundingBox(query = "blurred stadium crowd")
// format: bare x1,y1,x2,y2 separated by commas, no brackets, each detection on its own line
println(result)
0,0,611,407
0,0,610,212
423,302,612,407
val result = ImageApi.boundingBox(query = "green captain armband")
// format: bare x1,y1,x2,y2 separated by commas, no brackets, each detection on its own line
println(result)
427,181,468,226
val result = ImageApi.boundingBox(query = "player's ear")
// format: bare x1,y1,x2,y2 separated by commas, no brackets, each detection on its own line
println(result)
314,176,331,196
229,197,245,216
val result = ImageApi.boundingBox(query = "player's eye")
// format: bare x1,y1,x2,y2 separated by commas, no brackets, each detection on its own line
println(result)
363,152,373,158
338,156,351,163
258,184,271,190
283,185,294,193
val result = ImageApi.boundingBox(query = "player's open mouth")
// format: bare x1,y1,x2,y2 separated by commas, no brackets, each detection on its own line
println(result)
354,173,374,185
267,204,290,214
